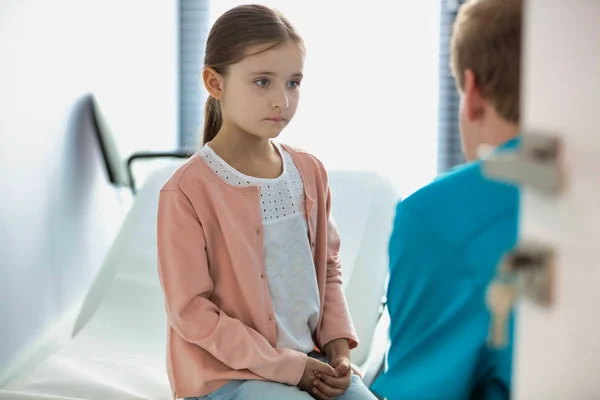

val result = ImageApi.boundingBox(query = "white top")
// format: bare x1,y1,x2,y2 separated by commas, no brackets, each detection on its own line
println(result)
199,142,321,354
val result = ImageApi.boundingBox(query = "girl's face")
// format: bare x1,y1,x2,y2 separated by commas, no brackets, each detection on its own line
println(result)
206,41,305,140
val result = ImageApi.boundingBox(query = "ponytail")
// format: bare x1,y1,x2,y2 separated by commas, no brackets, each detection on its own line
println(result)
202,96,222,144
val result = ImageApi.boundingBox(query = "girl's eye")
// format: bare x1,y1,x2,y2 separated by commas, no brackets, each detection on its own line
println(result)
287,80,301,89
255,78,269,87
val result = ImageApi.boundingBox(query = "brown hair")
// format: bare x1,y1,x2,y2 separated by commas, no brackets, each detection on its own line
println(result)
202,5,304,144
450,0,522,123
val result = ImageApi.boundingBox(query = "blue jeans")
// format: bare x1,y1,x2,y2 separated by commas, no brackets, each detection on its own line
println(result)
186,353,377,400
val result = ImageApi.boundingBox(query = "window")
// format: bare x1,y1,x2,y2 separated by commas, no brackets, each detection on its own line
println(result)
437,0,467,172
179,0,210,150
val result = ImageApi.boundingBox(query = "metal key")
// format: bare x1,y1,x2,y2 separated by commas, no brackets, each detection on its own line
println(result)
486,279,518,349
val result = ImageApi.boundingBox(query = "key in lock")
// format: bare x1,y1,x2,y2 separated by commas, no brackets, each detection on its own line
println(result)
486,241,556,348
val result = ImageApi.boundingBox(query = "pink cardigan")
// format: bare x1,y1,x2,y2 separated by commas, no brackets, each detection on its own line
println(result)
157,144,359,398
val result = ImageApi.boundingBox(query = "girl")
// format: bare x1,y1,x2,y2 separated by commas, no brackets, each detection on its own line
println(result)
157,5,377,400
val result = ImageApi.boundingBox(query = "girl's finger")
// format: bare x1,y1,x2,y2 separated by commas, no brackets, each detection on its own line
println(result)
311,386,332,400
314,379,344,397
317,371,351,388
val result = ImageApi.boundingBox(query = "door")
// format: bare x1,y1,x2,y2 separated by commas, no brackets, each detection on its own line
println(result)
515,0,600,398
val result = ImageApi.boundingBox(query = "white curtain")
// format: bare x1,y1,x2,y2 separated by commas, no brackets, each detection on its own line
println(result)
210,1,440,198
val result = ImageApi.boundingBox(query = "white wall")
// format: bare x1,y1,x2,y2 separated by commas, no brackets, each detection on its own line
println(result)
0,0,177,382
514,0,600,398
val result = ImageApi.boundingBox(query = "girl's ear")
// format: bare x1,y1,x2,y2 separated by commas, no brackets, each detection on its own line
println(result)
202,67,224,99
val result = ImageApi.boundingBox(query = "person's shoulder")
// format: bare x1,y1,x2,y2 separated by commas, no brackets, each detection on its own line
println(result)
388,163,493,270
160,153,212,194
402,161,483,211
279,142,330,187
280,142,324,169
394,159,518,245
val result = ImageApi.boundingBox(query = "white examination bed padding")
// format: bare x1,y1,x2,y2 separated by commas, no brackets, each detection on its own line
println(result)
0,162,397,400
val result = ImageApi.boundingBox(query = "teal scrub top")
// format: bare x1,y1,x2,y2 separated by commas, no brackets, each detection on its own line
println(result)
372,138,521,400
